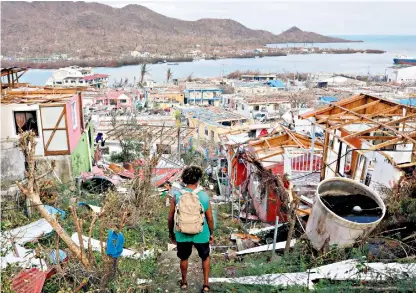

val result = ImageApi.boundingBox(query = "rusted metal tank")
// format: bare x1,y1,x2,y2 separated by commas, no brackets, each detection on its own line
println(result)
306,177,386,250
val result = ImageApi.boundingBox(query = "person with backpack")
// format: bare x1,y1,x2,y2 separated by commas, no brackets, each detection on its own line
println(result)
168,166,214,292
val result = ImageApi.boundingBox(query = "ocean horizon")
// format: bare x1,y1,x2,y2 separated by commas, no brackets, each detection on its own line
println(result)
21,35,416,85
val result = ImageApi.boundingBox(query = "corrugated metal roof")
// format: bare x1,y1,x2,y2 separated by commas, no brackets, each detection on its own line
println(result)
11,268,46,293
398,98,416,107
268,80,285,88
319,96,338,103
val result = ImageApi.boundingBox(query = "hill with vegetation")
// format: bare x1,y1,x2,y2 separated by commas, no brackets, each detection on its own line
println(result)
1,2,356,59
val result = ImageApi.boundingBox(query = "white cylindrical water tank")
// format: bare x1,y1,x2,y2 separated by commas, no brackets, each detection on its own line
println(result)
306,177,386,250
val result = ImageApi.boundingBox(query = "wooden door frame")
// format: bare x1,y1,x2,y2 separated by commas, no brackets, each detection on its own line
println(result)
40,104,70,156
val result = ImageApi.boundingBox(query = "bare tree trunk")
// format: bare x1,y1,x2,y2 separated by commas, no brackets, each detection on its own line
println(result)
70,206,85,259
88,214,99,269
285,196,299,254
16,131,92,270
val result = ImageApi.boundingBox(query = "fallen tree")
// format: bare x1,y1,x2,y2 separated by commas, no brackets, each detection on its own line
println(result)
15,131,92,270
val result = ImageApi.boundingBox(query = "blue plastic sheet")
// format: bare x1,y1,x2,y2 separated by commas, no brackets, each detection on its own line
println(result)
106,230,125,258
44,205,66,219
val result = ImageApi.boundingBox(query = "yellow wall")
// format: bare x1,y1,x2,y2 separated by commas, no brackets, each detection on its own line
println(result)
188,117,248,143
150,92,185,104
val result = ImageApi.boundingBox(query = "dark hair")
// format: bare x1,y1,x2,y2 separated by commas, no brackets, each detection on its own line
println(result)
181,166,203,185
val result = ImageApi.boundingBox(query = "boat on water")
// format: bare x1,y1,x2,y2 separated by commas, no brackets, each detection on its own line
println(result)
167,63,179,65
393,55,416,66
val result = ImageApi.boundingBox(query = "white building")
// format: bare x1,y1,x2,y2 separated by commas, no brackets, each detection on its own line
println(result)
186,50,201,58
45,66,109,89
231,95,291,120
320,76,366,87
130,51,150,58
386,66,416,84
233,82,285,95
184,83,222,106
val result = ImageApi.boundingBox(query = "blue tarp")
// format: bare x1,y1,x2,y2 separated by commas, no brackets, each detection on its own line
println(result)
268,80,285,88
398,99,416,107
319,96,338,103
44,205,66,219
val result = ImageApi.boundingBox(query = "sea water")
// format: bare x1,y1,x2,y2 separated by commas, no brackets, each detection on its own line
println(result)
20,35,416,85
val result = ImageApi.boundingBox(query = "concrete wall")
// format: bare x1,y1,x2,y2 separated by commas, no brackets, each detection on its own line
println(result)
0,140,25,181
1,140,77,184
35,155,73,183
188,118,229,143
187,91,220,99
235,102,290,119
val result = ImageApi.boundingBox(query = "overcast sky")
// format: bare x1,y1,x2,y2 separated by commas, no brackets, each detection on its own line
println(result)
99,0,416,35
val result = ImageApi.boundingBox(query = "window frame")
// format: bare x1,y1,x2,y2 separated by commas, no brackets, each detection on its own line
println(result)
13,110,39,136
71,102,78,130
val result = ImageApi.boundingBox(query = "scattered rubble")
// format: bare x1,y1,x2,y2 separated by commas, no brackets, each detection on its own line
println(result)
209,259,416,289
70,233,155,260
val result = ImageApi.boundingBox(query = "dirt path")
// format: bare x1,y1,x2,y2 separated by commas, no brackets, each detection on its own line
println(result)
152,249,210,293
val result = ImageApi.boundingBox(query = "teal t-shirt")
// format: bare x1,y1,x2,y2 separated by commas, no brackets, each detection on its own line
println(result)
174,187,211,243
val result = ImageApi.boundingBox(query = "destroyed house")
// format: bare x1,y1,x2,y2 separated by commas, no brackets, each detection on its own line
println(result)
1,86,94,181
181,106,249,143
300,93,416,194
222,127,323,223
1,67,29,89
106,124,195,157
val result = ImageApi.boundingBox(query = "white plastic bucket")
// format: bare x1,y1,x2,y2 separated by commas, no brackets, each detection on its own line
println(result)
306,177,386,250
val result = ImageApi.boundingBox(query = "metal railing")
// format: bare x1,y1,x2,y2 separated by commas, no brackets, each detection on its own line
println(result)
285,149,323,175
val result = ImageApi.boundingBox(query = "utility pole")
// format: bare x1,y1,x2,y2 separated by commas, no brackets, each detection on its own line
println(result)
177,127,181,162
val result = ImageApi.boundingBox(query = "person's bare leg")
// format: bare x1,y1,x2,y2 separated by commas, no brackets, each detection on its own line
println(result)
180,259,189,284
202,256,210,289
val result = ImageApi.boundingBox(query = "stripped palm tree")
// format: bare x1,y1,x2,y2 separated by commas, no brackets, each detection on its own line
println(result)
166,68,173,84
139,63,149,88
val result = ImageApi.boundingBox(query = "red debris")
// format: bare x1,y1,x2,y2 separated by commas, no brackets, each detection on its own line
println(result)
11,268,46,293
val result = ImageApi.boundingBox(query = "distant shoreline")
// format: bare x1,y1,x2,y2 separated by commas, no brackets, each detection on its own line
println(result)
268,40,364,44
3,48,384,70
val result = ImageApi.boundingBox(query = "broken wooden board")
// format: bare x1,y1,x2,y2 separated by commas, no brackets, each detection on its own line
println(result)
247,225,283,236
299,195,313,206
230,233,261,243
236,239,296,255
236,238,244,251
296,207,311,216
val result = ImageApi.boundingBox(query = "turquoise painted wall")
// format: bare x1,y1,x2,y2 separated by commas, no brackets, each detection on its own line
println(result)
71,122,94,177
